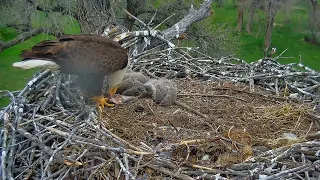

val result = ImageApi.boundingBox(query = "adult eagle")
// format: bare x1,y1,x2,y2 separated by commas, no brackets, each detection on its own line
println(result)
13,34,128,109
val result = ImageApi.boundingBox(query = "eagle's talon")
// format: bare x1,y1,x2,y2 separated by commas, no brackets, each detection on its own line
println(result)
93,97,115,111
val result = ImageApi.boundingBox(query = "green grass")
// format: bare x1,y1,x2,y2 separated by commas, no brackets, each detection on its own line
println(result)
211,2,320,70
0,32,56,106
0,27,19,41
1,1,320,107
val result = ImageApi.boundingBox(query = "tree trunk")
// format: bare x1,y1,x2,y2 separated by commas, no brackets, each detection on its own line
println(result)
309,0,318,41
237,7,244,32
133,0,213,55
237,0,249,32
246,0,259,33
264,1,274,57
76,0,112,34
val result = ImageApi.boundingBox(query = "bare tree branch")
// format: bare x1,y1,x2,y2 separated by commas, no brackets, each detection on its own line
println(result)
163,0,213,41
0,28,47,52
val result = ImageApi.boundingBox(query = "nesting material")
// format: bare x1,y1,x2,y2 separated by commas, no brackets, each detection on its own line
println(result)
1,69,319,180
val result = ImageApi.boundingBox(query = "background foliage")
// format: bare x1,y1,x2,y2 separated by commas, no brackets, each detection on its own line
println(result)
0,0,319,107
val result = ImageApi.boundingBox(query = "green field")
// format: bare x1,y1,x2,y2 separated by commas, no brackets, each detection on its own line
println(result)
209,2,320,67
1,1,320,107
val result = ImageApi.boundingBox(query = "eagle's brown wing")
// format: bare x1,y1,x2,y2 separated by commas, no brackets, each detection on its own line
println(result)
20,34,128,75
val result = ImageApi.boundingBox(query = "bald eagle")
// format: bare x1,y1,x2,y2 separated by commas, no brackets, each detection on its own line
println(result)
13,34,128,109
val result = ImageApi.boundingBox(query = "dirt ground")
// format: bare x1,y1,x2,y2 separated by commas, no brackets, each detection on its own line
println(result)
101,79,318,167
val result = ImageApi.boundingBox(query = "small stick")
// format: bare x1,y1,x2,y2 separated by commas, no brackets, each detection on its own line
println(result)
154,13,176,29
211,87,291,102
301,153,310,179
41,127,76,179
54,74,63,108
146,101,179,132
133,155,143,179
43,167,68,180
178,93,247,102
275,48,288,59
174,101,208,119
99,124,145,152
110,152,134,180
123,153,130,180
124,10,151,30
1,116,9,180
275,78,279,96
261,162,319,180
147,10,157,26
184,163,218,171
143,162,195,180
41,86,56,110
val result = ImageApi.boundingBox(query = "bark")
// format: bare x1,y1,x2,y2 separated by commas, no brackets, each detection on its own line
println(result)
245,0,259,33
263,0,289,56
131,0,213,55
237,0,248,32
237,6,244,32
163,0,213,41
309,0,318,41
263,1,275,57
76,0,113,34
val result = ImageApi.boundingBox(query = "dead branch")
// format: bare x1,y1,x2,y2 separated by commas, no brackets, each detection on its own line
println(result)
163,0,213,41
0,28,45,52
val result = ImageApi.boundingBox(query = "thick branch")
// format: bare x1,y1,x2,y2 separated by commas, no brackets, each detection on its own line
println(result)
6,24,32,32
0,28,45,52
135,0,213,53
163,0,213,40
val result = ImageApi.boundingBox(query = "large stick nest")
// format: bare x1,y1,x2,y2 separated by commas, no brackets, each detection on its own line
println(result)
1,4,320,180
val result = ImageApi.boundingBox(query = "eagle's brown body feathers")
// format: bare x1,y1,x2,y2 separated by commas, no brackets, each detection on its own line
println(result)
19,34,128,100
21,34,128,75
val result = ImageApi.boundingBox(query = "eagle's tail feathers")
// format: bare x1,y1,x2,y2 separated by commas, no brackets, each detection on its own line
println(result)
31,40,65,54
20,49,38,60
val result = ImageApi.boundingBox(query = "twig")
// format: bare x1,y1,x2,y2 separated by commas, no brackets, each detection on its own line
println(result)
260,161,320,180
154,13,176,29
1,114,9,180
275,48,288,59
175,101,208,119
144,162,195,180
178,93,247,102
